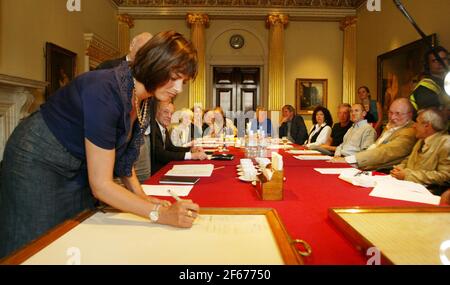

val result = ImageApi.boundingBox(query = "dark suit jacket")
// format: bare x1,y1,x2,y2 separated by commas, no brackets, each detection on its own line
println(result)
279,115,308,145
95,56,127,70
151,123,191,175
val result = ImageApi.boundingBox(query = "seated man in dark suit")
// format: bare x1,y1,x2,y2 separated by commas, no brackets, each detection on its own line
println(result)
95,32,152,70
279,105,308,145
152,101,207,175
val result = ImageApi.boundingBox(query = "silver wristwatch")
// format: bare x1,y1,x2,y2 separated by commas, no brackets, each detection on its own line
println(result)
149,204,161,222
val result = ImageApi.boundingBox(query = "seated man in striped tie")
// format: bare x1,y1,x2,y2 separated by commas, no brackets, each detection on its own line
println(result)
152,100,207,175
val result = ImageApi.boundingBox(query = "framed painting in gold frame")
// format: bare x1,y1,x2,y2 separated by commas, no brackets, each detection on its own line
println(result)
295,78,328,115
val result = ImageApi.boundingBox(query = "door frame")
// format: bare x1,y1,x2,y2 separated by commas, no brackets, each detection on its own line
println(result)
210,64,264,110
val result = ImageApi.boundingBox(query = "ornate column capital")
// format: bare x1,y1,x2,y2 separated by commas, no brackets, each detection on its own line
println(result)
266,14,289,28
339,16,357,31
117,13,134,28
186,13,210,27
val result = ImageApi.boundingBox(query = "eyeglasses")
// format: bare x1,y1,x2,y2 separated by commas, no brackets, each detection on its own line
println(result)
388,111,410,116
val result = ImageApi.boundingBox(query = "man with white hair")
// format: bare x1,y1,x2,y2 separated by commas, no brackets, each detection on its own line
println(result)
152,101,207,175
333,98,417,171
96,32,153,69
391,108,449,193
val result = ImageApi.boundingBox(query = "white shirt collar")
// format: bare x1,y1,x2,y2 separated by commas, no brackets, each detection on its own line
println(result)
315,123,327,128
353,119,368,128
157,121,166,133
424,132,439,146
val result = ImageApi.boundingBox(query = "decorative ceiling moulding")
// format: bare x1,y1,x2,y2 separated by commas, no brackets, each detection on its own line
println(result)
111,0,365,9
117,7,356,21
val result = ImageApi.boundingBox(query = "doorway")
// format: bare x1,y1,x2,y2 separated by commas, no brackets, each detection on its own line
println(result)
212,66,260,113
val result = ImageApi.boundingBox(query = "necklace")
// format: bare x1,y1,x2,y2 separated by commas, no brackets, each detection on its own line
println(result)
133,79,149,129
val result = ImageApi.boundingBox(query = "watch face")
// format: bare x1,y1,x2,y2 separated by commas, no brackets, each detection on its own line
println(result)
149,210,159,222
230,34,244,49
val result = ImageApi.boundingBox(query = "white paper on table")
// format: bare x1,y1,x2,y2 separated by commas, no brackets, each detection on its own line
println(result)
369,180,440,205
195,143,220,148
267,144,294,150
314,168,356,175
293,155,332,161
165,164,214,177
198,138,221,144
337,169,392,187
288,150,321,155
142,185,193,197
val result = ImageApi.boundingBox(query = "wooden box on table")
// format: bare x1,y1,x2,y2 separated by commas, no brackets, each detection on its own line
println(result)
256,170,284,201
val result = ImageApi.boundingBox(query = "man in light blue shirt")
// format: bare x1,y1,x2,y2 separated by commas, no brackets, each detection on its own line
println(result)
334,103,377,157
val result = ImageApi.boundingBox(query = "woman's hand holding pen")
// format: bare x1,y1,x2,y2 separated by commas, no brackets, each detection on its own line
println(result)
157,200,200,228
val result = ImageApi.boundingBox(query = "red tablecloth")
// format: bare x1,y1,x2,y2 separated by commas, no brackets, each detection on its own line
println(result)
144,146,440,265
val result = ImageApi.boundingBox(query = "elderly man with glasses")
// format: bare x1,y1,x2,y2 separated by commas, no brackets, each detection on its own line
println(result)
332,98,417,172
391,108,449,195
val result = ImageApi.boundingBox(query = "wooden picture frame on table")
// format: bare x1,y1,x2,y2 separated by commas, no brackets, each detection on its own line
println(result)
329,206,450,265
295,78,328,115
377,34,436,120
1,208,307,265
45,42,77,99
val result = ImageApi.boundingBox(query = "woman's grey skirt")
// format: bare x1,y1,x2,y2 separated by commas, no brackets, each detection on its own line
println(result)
0,112,95,259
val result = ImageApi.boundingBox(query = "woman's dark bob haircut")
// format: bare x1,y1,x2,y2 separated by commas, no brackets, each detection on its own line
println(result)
131,30,198,93
312,105,333,127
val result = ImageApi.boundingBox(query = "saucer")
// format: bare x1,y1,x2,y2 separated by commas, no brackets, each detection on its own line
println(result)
238,169,261,174
238,176,255,182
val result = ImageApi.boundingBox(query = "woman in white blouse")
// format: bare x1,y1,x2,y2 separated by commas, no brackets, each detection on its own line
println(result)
305,106,333,149
170,108,194,147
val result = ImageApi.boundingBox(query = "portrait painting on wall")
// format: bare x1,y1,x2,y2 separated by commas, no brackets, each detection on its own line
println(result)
295,78,328,115
377,34,436,119
45,42,77,99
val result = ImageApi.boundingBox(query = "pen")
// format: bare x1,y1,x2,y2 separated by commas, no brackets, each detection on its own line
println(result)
168,189,200,221
167,189,181,201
